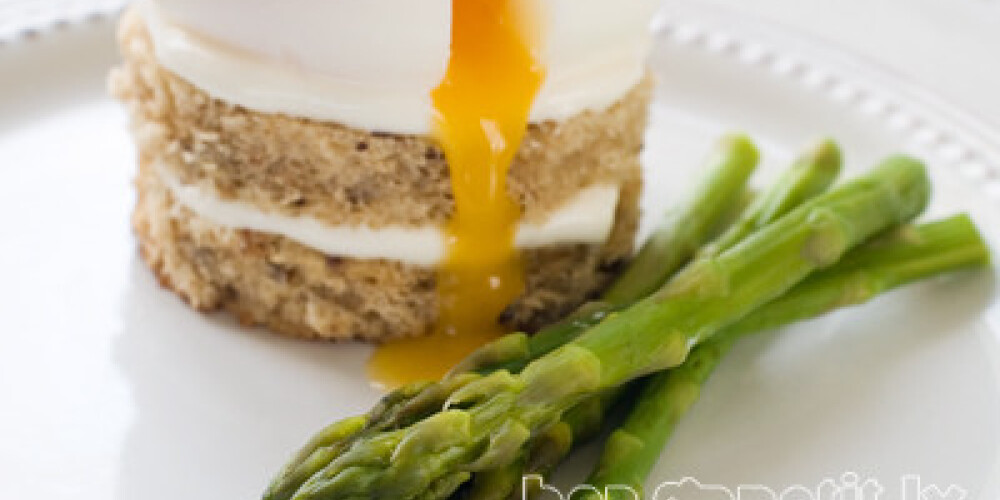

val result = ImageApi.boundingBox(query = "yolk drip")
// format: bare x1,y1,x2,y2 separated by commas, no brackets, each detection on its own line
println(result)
367,0,545,389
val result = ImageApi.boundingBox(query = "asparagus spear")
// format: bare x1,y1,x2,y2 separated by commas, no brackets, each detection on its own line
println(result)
285,157,930,500
522,215,989,500
463,138,842,378
264,135,760,500
264,416,368,500
454,134,759,376
559,138,842,425
702,138,842,255
576,156,927,385
490,139,845,497
601,134,760,305
583,214,989,500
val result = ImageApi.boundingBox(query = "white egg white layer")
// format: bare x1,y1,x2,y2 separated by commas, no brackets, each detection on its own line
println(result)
157,164,621,267
142,0,661,134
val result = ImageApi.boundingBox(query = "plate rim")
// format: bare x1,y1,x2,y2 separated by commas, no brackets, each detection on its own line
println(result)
647,6,1000,495
656,1,1000,207
1,5,999,499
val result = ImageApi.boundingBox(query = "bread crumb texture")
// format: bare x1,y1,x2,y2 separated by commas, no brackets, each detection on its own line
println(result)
110,9,651,227
133,161,639,340
113,9,648,341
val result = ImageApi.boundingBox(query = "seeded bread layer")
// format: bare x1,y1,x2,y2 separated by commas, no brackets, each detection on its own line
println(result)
133,159,639,340
110,9,651,228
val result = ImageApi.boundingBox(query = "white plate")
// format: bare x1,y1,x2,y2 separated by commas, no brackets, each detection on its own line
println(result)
1,3,998,499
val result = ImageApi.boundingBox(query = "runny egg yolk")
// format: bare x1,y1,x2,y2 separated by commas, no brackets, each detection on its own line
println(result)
367,0,545,389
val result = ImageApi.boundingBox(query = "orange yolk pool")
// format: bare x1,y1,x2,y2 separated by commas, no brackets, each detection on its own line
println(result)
367,0,545,389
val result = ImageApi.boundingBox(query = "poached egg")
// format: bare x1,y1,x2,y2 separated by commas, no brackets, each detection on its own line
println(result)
142,0,660,386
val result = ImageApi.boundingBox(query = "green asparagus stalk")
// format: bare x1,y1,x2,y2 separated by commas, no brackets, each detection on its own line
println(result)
601,134,760,305
285,157,930,500
582,214,989,500
585,340,728,500
264,416,368,500
464,138,841,379
263,376,478,500
702,138,842,255
526,214,989,500
263,135,760,500
454,134,759,376
494,139,845,497
568,138,841,416
575,156,927,386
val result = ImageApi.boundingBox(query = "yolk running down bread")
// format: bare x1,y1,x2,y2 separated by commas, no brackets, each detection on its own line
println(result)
368,0,545,388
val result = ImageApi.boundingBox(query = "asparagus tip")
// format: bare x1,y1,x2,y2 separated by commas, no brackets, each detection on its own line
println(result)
808,138,843,175
720,133,761,167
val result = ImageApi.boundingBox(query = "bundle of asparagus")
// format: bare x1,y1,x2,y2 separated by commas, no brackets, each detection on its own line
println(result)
263,136,989,500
